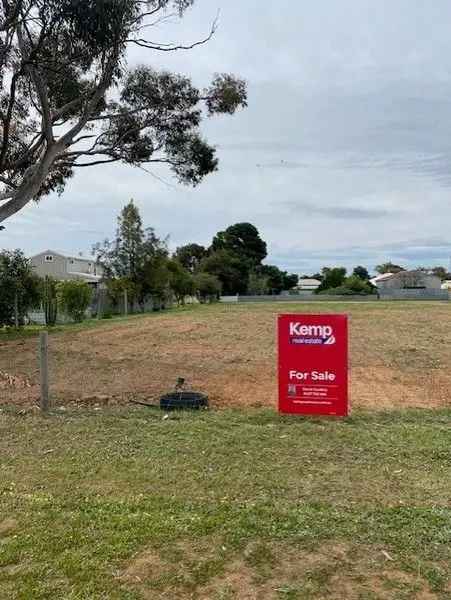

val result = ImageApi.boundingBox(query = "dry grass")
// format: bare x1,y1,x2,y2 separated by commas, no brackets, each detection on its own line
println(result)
0,301,450,409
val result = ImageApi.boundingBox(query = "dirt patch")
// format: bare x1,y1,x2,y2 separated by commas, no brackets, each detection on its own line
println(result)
120,540,441,599
1,304,451,410
120,549,165,584
0,518,18,536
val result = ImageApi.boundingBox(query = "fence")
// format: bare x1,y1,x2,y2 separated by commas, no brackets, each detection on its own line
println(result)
224,294,379,303
219,290,450,303
6,297,179,412
91,288,174,318
28,290,176,325
378,288,450,301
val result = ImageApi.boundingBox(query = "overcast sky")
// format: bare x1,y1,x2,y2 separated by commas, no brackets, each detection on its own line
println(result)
3,0,451,274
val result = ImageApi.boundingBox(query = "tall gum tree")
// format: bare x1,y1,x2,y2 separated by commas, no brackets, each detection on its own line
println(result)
0,0,247,223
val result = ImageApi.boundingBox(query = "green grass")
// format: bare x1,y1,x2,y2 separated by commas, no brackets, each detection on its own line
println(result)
0,304,200,341
0,407,450,599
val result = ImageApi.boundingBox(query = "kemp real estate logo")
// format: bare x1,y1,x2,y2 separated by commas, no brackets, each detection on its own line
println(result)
289,321,336,345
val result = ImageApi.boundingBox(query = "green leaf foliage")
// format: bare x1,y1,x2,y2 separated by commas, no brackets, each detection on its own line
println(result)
167,259,195,305
212,223,267,268
174,243,207,273
0,1,247,223
375,262,405,274
193,272,221,302
315,267,347,294
200,250,248,296
0,250,41,326
57,280,93,322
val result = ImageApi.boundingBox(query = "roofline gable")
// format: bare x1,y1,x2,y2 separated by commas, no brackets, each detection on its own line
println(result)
31,250,66,259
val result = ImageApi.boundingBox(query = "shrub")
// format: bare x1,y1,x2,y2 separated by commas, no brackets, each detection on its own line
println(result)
0,250,41,326
247,271,269,295
41,276,58,326
57,281,93,322
343,275,375,294
318,276,376,296
319,286,367,296
106,277,138,309
167,260,195,305
194,272,222,303
315,267,347,294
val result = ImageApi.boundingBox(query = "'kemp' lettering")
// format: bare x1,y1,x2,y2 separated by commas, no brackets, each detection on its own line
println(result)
289,322,333,338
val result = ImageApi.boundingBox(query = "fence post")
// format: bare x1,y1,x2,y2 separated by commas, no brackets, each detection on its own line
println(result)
124,288,128,316
39,331,49,412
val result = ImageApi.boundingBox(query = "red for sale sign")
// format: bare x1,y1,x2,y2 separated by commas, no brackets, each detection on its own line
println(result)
278,314,348,416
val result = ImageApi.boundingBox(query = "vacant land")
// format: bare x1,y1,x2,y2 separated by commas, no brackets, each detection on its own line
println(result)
0,407,450,599
1,302,450,409
1,303,450,598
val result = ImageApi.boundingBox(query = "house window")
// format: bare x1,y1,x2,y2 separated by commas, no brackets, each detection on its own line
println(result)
45,255,53,262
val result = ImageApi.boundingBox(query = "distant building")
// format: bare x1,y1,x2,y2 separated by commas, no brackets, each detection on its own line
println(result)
30,250,103,286
372,270,442,290
370,272,395,287
296,278,322,292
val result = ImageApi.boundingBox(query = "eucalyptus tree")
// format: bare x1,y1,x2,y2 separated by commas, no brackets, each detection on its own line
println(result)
0,0,247,223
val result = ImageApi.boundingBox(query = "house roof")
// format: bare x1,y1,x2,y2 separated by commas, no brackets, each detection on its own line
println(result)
370,272,395,285
371,270,441,286
31,249,66,259
371,272,395,282
68,272,102,282
67,256,95,264
31,250,96,264
297,278,321,287
389,270,438,279
298,278,321,284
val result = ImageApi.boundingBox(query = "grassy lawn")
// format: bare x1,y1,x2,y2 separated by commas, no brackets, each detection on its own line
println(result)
0,406,450,599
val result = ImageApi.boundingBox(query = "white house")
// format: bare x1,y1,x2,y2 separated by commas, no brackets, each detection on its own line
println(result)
372,270,442,290
30,250,103,285
296,278,322,292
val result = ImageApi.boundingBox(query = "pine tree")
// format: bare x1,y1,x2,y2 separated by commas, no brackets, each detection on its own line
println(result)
114,200,145,280
93,201,169,306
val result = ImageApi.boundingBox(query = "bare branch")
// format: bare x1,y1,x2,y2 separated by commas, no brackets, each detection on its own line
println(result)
70,157,121,167
127,15,218,52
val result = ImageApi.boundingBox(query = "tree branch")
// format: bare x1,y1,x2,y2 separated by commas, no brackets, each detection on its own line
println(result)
16,12,54,143
0,71,21,170
70,157,121,167
127,15,218,52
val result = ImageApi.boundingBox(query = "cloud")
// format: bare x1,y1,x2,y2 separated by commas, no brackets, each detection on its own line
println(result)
270,238,451,274
278,200,400,220
2,0,451,273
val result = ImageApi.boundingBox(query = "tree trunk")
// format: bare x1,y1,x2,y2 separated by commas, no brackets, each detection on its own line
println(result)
0,143,63,223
